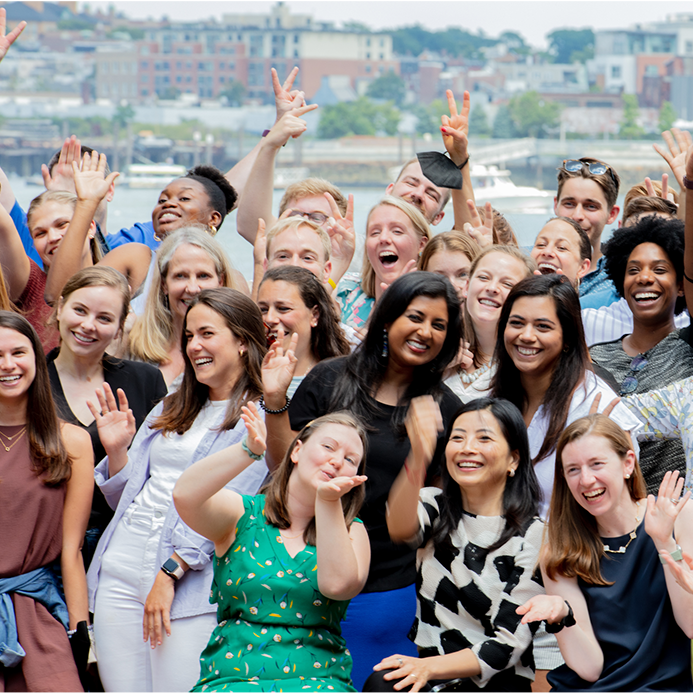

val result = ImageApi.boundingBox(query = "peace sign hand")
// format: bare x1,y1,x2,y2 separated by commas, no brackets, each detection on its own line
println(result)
0,8,26,64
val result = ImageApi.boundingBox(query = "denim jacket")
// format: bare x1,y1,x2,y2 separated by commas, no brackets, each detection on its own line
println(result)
86,401,267,619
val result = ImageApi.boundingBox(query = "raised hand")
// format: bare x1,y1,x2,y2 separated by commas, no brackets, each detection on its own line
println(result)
654,128,693,189
644,174,670,201
240,402,267,458
73,150,119,204
264,96,319,150
253,218,267,268
87,383,136,455
405,395,443,472
261,330,299,405
272,66,304,121
41,135,82,194
462,200,494,248
440,89,471,166
317,474,368,503
0,8,26,63
645,470,691,548
323,193,355,282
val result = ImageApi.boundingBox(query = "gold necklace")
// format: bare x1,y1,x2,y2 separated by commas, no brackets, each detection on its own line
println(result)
280,528,305,539
0,426,27,442
0,426,27,452
603,501,642,555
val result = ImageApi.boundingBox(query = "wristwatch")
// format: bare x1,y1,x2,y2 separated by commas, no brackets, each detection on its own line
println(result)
545,600,576,633
161,557,185,581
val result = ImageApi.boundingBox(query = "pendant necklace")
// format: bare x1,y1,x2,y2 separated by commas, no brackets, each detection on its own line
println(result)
0,426,27,452
603,500,642,555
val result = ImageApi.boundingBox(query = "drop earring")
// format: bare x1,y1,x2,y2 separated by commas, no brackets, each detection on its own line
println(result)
382,329,389,358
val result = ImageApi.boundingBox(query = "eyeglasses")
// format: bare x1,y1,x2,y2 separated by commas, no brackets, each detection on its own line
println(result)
619,355,648,395
286,210,329,225
561,159,619,189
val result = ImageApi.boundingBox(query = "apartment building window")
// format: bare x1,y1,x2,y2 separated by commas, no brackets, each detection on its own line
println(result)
250,34,264,57
686,41,693,54
366,52,370,59
102,62,110,74
140,61,148,69
140,74,149,82
176,75,182,83
294,34,299,44
611,65,622,79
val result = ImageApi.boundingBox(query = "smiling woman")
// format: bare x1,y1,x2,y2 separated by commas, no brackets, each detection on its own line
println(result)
589,215,693,495
86,288,269,692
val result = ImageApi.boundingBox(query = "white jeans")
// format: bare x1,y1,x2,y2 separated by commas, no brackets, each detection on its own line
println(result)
93,505,217,692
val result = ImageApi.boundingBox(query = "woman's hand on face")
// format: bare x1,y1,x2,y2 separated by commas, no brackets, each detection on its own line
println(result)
316,475,368,503
240,401,267,458
373,654,432,693
87,384,136,454
143,570,175,648
661,550,693,595
645,470,691,547
261,330,298,403
405,395,443,468
516,594,569,625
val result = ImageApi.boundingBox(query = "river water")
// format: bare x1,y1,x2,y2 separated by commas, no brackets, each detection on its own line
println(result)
9,177,620,282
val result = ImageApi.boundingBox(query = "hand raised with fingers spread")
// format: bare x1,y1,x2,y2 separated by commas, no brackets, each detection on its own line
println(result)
0,8,26,63
261,330,299,405
87,383,136,455
440,89,471,166
654,128,693,189
645,470,691,548
240,401,267,458
462,200,494,248
264,95,318,150
272,66,304,121
73,151,119,204
41,135,82,194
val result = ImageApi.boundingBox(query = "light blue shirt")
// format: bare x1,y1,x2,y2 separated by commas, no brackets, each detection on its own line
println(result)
87,400,268,619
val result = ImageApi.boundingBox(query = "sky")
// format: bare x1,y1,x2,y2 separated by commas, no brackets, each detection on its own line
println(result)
82,0,689,50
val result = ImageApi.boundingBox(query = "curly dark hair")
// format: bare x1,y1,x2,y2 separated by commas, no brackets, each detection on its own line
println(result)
185,165,238,228
603,215,686,315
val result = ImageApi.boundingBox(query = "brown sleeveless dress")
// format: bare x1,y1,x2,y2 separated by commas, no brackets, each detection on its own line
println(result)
0,425,82,692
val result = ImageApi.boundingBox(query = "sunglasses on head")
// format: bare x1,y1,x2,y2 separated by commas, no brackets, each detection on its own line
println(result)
562,159,619,189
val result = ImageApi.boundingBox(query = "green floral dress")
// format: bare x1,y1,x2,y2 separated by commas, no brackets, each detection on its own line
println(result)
192,495,357,692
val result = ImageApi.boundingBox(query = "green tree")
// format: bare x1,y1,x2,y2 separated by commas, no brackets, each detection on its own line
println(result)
413,103,436,135
658,101,678,133
391,24,496,58
220,80,246,106
619,94,645,139
546,28,594,63
469,104,491,137
112,102,135,129
366,70,406,107
492,105,516,138
507,91,561,138
317,98,400,139
499,31,530,56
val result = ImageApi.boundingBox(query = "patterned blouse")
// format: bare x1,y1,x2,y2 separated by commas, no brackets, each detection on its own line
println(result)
409,487,544,689
335,274,374,330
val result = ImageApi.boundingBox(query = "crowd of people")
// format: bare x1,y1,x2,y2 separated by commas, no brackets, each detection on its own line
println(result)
1,12,693,693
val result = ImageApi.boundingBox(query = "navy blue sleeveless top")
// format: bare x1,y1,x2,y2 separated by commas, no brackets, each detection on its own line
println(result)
548,522,692,691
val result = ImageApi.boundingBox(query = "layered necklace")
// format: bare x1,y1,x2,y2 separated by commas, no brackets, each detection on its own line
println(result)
0,426,27,453
602,500,642,555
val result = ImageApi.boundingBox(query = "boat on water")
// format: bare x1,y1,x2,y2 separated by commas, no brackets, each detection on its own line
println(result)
471,164,553,213
122,163,188,189
273,166,310,189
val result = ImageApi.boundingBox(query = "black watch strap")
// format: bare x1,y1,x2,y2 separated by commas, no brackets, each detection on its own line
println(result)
545,600,576,633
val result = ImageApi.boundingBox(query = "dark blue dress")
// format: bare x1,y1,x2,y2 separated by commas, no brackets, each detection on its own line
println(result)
548,522,692,691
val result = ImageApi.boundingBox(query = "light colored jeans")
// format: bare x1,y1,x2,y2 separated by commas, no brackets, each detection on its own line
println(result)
93,505,216,692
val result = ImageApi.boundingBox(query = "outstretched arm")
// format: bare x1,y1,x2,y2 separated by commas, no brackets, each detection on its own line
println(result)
441,90,476,230
44,151,119,304
654,128,692,220
684,145,693,313
173,402,265,556
0,202,31,300
386,396,443,542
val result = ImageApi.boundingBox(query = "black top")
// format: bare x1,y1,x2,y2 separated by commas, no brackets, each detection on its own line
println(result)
547,522,692,692
289,357,462,593
47,348,168,530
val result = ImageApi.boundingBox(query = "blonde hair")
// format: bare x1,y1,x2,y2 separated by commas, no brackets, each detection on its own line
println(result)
265,217,331,264
27,190,102,264
394,158,451,214
278,177,347,216
128,226,239,364
418,230,480,271
623,181,679,212
361,196,431,299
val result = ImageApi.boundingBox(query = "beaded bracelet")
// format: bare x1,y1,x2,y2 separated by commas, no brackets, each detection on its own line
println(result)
259,395,291,414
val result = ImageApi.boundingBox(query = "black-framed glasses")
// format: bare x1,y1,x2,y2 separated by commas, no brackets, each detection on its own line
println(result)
286,210,329,225
620,355,648,395
562,159,619,189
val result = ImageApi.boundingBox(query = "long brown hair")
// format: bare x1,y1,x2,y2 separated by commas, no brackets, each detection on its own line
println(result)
0,312,71,485
263,411,368,546
544,414,646,586
151,288,266,435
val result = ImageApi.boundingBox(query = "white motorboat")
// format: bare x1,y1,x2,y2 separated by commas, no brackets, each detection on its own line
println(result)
471,164,553,213
123,164,187,189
